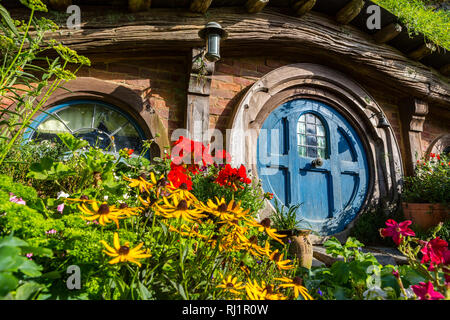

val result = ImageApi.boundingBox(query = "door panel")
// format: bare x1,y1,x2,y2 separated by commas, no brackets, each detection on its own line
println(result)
257,99,369,235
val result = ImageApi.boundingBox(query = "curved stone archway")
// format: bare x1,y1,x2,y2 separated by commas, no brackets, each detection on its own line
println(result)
227,63,404,240
35,77,170,157
426,133,450,157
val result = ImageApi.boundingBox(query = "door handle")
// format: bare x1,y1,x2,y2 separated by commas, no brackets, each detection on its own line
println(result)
311,158,323,167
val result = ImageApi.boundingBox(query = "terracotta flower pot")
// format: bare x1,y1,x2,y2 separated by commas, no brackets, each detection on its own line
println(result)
402,202,449,231
280,229,313,269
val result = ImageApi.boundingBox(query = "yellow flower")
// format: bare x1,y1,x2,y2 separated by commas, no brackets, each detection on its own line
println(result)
245,280,287,300
217,274,245,295
167,223,207,240
269,249,294,270
115,202,142,218
123,174,153,193
100,232,151,267
202,197,250,222
274,276,314,300
167,180,197,202
248,218,286,245
79,202,122,228
154,196,206,223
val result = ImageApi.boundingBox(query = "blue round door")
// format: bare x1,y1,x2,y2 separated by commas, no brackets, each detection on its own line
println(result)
257,99,369,235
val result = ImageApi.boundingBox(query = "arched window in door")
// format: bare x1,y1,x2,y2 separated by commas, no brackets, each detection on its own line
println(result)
297,113,327,159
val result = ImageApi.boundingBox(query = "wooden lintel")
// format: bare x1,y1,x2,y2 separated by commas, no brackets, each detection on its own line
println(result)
47,0,72,11
408,43,436,61
190,0,213,14
336,0,365,25
373,23,402,44
246,0,269,14
128,0,151,12
292,0,316,17
440,64,450,77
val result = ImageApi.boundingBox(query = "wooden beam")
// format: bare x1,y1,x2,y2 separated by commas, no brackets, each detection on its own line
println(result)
187,48,215,144
336,0,365,24
128,0,151,12
373,23,402,44
400,99,429,176
190,0,213,14
42,8,450,105
245,0,269,14
47,0,72,11
408,42,436,61
292,0,316,17
440,64,450,77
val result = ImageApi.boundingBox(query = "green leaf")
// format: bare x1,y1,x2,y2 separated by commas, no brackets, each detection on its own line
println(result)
138,282,152,300
14,281,44,300
0,235,28,248
0,273,19,297
330,261,350,284
0,246,23,272
18,259,43,277
40,271,61,279
0,4,19,36
57,132,88,152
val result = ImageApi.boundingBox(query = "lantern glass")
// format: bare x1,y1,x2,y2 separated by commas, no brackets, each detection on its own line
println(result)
206,32,221,62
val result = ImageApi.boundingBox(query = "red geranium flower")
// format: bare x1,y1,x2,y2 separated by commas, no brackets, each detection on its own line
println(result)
380,219,415,245
421,237,449,270
167,162,192,190
215,164,251,191
214,149,232,164
443,250,450,284
171,136,213,166
411,281,445,300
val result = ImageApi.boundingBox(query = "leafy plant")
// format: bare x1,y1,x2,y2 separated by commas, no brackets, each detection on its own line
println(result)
0,1,90,166
270,198,305,231
402,153,450,204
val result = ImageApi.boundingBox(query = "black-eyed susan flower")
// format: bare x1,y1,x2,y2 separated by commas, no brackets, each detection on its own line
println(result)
115,202,143,218
202,197,250,222
123,174,153,193
79,202,122,228
269,250,294,271
217,274,245,295
167,180,198,202
274,276,314,300
100,232,151,267
249,218,286,245
245,280,287,300
167,223,207,240
155,197,206,223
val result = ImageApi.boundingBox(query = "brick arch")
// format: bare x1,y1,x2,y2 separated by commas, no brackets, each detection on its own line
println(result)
35,77,170,157
228,63,403,240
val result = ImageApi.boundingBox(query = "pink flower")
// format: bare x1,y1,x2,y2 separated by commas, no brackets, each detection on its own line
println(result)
421,237,448,270
45,229,57,235
443,250,450,284
57,203,65,214
9,193,26,205
26,253,33,260
411,281,445,300
380,219,415,245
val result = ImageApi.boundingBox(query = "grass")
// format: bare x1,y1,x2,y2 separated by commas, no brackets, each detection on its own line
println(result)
372,0,450,50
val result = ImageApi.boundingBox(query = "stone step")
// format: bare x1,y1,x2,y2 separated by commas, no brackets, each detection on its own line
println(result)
312,245,408,267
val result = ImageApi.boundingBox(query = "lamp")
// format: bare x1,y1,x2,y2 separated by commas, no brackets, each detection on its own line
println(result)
198,22,228,62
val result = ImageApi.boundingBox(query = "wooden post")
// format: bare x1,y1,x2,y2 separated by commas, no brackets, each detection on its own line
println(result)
408,43,436,61
47,0,72,11
400,99,429,176
373,23,402,44
336,0,365,24
128,0,151,12
190,0,213,14
186,48,215,144
292,0,316,17
246,0,269,14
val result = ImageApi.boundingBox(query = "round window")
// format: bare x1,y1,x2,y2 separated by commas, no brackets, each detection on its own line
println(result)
25,100,146,156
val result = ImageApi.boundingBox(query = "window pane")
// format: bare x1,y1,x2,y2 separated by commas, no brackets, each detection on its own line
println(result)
56,105,94,131
318,148,326,158
299,146,306,156
37,118,70,134
317,136,326,148
298,134,306,145
307,147,317,158
306,135,317,146
306,114,316,124
306,123,316,134
317,124,325,136
94,105,128,134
